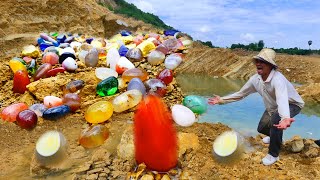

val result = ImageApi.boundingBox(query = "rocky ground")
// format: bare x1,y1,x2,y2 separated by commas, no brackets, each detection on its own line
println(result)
0,0,320,179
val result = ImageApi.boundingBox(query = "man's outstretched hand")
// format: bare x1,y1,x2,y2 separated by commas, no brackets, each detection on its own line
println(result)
274,118,295,130
208,96,221,105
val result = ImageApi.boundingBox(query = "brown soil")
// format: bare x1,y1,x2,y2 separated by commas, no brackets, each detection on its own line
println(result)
0,0,320,179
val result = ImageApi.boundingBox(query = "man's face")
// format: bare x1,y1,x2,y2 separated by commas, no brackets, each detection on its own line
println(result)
254,59,273,76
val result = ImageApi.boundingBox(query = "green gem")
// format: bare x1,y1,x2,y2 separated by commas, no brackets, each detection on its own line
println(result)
96,76,118,96
182,95,208,114
13,57,27,65
50,32,59,37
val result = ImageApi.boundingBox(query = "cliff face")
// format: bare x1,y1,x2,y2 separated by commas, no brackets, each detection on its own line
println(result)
0,0,157,58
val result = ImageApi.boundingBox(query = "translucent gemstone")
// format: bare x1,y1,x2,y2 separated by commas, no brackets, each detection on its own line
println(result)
136,40,156,57
117,77,126,90
125,48,143,62
62,93,81,112
33,63,52,81
98,48,107,61
44,46,59,54
144,79,167,97
62,57,78,72
213,131,238,157
182,95,207,114
35,130,67,166
147,50,166,65
42,52,59,65
164,29,179,36
171,104,196,127
85,101,113,124
65,36,75,43
78,50,88,62
29,103,47,117
127,78,146,95
91,39,103,48
85,48,99,67
13,70,30,94
164,53,183,70
16,110,38,130
59,52,76,64
162,38,179,52
120,30,132,36
134,95,177,172
21,45,40,58
70,41,81,50
115,57,135,74
122,68,148,83
155,44,169,55
182,39,193,48
63,80,85,94
23,56,33,63
118,45,128,56
133,35,144,45
95,67,118,81
27,59,37,76
1,103,28,122
46,67,65,77
79,125,109,148
96,76,118,97
44,96,63,108
106,47,120,70
156,69,173,85
42,105,70,120
112,89,142,112
9,59,27,73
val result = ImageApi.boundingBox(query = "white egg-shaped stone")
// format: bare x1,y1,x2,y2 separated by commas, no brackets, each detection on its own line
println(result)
62,57,78,71
107,47,120,70
70,41,82,51
60,47,75,55
112,89,142,112
95,67,118,80
171,104,196,127
78,50,88,62
115,56,135,74
164,53,183,70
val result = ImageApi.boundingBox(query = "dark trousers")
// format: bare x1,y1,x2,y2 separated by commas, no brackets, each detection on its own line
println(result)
257,104,301,157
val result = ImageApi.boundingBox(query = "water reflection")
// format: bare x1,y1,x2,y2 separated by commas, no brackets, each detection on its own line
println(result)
176,73,320,140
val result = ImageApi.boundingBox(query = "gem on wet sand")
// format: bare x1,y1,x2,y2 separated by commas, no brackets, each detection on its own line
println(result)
1,103,28,122
33,63,52,81
112,89,142,112
85,101,113,124
213,131,238,157
79,125,109,148
35,130,67,166
16,110,38,130
96,76,118,96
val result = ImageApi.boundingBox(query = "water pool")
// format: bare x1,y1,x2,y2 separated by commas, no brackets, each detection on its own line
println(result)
176,73,320,140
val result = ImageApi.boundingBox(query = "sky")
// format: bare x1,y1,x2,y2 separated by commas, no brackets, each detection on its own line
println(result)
124,0,320,49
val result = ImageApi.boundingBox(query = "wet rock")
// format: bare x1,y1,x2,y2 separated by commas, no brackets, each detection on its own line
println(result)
291,139,304,153
117,126,134,160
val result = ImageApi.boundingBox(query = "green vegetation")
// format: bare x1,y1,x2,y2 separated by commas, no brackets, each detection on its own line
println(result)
230,40,320,55
99,0,172,30
196,40,219,48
